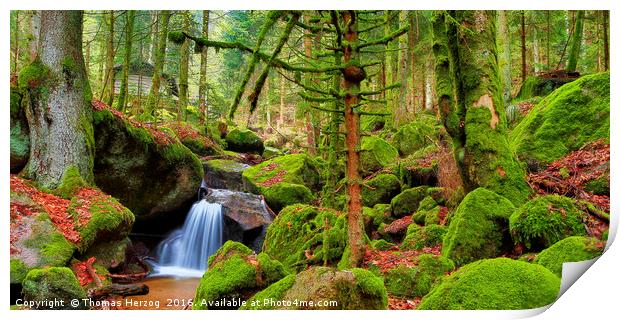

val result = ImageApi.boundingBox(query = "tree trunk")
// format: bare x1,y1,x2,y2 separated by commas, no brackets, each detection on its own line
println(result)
178,11,191,121
104,10,115,107
148,11,158,64
303,12,317,156
396,11,410,126
198,10,210,124
12,11,20,74
278,72,285,129
533,25,540,74
407,12,416,112
546,11,551,70
27,11,40,62
21,10,94,189
145,10,170,116
566,10,584,72
385,11,399,126
497,10,512,105
84,41,90,78
117,10,135,112
520,11,527,84
603,11,609,71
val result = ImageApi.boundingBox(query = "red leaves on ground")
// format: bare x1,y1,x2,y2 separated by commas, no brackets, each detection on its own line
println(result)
437,206,449,225
165,121,217,148
388,296,421,310
10,201,37,254
362,245,442,273
73,257,106,287
528,139,610,212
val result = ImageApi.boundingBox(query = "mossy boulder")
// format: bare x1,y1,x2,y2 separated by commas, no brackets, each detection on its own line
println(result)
442,188,515,266
390,186,443,217
80,237,130,269
392,114,441,156
361,174,401,207
193,241,287,310
418,258,560,310
515,74,579,101
22,267,88,310
243,267,387,310
262,183,315,213
401,224,446,250
242,154,321,194
363,204,391,232
225,127,264,154
161,121,223,156
509,195,588,251
399,145,439,188
262,204,346,270
10,85,29,173
510,72,610,166
534,236,604,277
92,109,204,220
383,255,454,298
371,239,395,250
262,146,283,159
360,136,399,176
203,159,250,191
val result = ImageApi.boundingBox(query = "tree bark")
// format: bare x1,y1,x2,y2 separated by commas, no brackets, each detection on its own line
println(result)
303,12,317,156
520,11,527,84
533,25,540,74
566,10,584,72
546,11,551,70
27,11,41,63
12,11,20,74
117,10,135,112
21,10,94,189
497,10,512,105
385,11,399,126
178,11,191,121
603,11,609,71
145,10,170,116
104,10,115,107
198,10,210,124
148,11,158,64
278,71,285,129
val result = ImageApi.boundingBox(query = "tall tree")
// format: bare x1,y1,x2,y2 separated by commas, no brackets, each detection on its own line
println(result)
104,10,115,106
178,11,191,121
566,10,584,72
602,10,609,71
145,10,170,116
520,11,527,83
497,10,511,104
117,10,136,111
148,11,158,64
11,11,20,74
19,10,94,188
198,10,210,124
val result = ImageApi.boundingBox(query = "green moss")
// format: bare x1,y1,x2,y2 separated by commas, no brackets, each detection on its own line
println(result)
262,182,315,212
401,224,446,250
21,213,76,273
417,254,455,279
363,204,391,232
257,252,289,284
509,195,588,250
534,236,604,277
242,154,321,193
167,31,186,44
262,146,283,158
390,186,443,217
225,127,264,154
371,239,395,250
10,259,29,285
351,268,388,307
361,174,401,207
208,240,253,267
584,175,609,196
22,267,88,310
392,114,441,156
18,60,53,97
360,136,399,176
263,204,347,271
442,188,515,266
423,206,442,225
418,258,560,310
510,72,610,165
54,166,89,199
383,265,432,298
241,275,297,310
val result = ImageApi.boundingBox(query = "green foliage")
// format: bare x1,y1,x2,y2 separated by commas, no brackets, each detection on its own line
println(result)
534,236,604,277
242,154,321,193
391,114,441,156
584,175,609,195
360,136,399,176
241,275,297,310
401,224,446,250
390,186,443,217
361,174,401,207
371,239,395,251
225,127,264,153
54,166,89,199
442,188,515,266
10,259,29,285
22,267,88,310
418,258,560,310
509,195,588,250
262,182,315,212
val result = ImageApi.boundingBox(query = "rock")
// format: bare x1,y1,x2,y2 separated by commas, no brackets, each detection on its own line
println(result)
391,114,441,156
261,183,315,213
22,267,88,310
411,196,438,225
193,241,287,310
262,204,346,270
92,108,204,220
442,188,515,266
225,127,264,154
390,186,444,217
399,145,439,187
534,236,604,277
205,189,274,252
370,239,395,250
510,72,609,165
515,72,579,100
363,204,391,234
243,267,388,310
161,121,224,156
401,224,446,250
418,258,560,310
203,159,250,191
509,195,588,251
360,136,398,176
81,238,130,269
242,154,321,194
361,174,401,208
10,85,29,173
383,255,454,298
262,146,283,159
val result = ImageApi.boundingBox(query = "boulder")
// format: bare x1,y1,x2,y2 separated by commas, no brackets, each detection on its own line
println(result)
161,121,223,156
418,258,560,310
383,255,454,298
534,236,604,277
203,159,250,191
391,114,441,156
515,72,579,101
92,108,204,220
243,267,387,310
361,174,401,207
242,154,321,194
510,72,609,166
22,267,88,310
401,224,446,250
509,195,588,251
390,186,444,217
262,146,283,159
399,145,439,188
10,85,29,173
225,127,264,154
360,136,398,176
442,188,515,266
192,241,288,310
262,204,346,270
261,183,315,213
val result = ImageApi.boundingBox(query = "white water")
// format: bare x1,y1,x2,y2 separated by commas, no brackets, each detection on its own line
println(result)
151,200,223,278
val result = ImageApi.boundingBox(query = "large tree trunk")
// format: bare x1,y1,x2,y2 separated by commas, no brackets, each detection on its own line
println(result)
566,10,584,72
21,10,94,189
117,10,135,112
104,10,115,107
12,11,20,74
145,10,170,116
178,11,191,121
278,72,285,129
520,11,527,84
27,11,41,62
148,11,158,64
198,10,210,124
303,12,317,156
385,11,399,126
546,11,551,70
603,11,609,71
533,25,540,74
497,10,512,105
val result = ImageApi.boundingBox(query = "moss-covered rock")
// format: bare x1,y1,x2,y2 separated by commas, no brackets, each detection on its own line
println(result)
392,114,441,156
243,267,387,310
22,267,88,310
361,113,387,133
92,109,204,220
80,237,130,269
10,85,29,173
371,239,395,251
442,188,515,266
418,258,560,310
262,204,346,270
262,146,283,159
398,145,439,188
361,174,401,207
360,136,399,176
510,72,610,165
363,204,391,232
390,186,443,217
515,75,579,101
161,121,224,156
423,206,442,226
203,159,250,191
225,127,264,154
242,154,321,194
383,255,454,298
534,236,604,277
411,196,438,225
509,195,588,251
193,241,287,310
401,224,446,250
262,183,315,212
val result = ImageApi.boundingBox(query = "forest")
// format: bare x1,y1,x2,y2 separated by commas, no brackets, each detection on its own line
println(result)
9,10,610,310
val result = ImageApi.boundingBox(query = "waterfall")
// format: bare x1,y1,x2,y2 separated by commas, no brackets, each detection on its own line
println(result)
152,199,223,278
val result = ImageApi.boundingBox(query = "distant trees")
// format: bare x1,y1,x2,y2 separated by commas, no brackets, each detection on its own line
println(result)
146,10,170,116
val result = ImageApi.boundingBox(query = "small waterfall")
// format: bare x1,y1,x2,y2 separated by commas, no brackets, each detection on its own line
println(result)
152,199,223,278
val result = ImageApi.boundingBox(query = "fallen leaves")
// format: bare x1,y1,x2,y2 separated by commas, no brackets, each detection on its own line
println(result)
362,245,442,273
388,295,421,310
